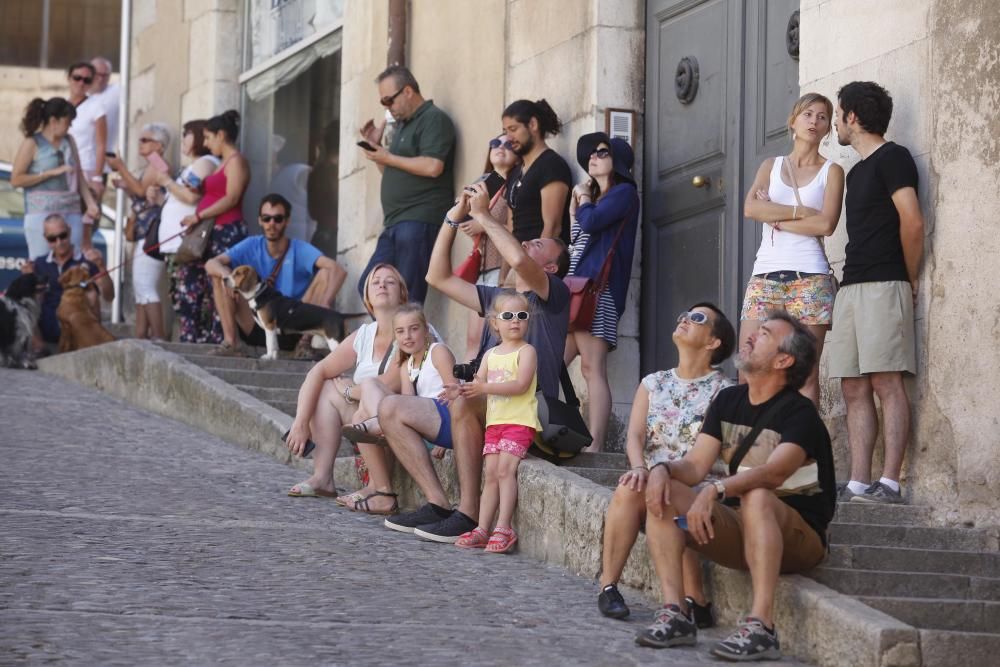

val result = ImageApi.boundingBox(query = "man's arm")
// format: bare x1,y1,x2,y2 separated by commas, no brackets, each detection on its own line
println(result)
363,143,444,177
893,186,924,298
313,255,347,304
539,181,569,239
644,431,721,518
425,222,481,311
205,253,233,279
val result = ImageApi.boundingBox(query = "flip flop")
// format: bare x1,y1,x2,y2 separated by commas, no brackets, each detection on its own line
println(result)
351,491,399,516
343,418,389,446
335,491,365,507
287,481,337,498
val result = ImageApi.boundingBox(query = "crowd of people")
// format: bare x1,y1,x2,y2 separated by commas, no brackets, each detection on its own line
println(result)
13,60,923,662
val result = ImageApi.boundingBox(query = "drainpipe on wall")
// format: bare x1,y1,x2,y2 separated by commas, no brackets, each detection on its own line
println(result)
111,0,132,324
387,0,406,67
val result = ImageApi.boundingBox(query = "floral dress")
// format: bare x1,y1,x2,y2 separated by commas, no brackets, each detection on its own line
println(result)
641,369,734,469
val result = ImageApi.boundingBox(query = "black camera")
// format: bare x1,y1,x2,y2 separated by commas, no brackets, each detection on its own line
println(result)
453,358,481,382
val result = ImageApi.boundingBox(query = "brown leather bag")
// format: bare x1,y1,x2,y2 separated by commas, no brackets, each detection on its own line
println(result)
175,217,215,264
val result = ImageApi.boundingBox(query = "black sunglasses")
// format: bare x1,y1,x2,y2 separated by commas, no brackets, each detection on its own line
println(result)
489,138,514,150
260,214,287,224
590,148,611,159
45,231,70,243
138,137,157,143
71,74,94,84
380,88,405,107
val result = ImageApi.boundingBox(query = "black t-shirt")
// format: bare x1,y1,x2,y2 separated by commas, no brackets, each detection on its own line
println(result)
842,142,918,286
505,149,572,245
701,385,837,543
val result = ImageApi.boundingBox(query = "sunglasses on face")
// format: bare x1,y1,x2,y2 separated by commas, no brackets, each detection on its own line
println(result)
496,311,530,321
489,138,513,150
138,137,156,143
590,148,611,159
71,74,93,84
45,231,70,243
259,214,287,224
380,88,405,107
677,311,710,325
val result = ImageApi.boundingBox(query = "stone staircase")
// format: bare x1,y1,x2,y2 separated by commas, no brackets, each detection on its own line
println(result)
567,451,1000,664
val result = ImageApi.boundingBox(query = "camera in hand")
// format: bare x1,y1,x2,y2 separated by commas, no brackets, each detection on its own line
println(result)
453,358,481,382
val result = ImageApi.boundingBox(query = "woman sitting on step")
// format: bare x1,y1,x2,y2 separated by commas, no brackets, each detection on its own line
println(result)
284,263,407,504
596,303,735,628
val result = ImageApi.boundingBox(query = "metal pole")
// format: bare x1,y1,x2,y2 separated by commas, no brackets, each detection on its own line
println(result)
39,0,51,69
387,0,406,67
111,0,131,324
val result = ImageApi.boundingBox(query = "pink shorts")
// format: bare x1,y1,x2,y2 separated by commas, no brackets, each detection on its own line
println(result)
483,424,536,459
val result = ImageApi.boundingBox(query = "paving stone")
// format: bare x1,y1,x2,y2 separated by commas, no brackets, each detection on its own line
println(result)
0,370,806,666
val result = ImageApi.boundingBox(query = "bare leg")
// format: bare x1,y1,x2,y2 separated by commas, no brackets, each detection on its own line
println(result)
576,331,612,453
450,395,486,520
682,550,708,605
800,324,829,406
146,302,166,340
477,454,500,532
299,379,353,493
210,275,239,346
737,319,764,385
644,480,699,606
842,376,877,484
741,488,798,628
135,304,149,339
563,332,579,367
599,484,645,587
466,311,486,361
380,394,449,508
494,452,521,529
356,442,397,512
353,377,389,433
870,372,910,482
301,266,344,308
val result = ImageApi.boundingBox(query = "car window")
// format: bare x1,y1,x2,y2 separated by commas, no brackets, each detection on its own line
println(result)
0,179,25,218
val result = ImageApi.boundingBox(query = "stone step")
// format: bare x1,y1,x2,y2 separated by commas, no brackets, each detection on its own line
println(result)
919,628,1000,666
269,400,297,417
157,341,266,356
563,466,620,488
826,544,1000,577
235,385,301,403
181,353,316,374
857,596,1000,634
558,451,628,469
811,566,1000,601
829,522,1000,552
205,368,308,390
831,501,931,526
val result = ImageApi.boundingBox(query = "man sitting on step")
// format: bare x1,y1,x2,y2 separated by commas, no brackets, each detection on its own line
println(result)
206,193,346,357
639,311,836,661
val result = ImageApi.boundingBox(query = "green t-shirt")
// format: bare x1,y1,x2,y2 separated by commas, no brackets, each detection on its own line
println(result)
380,100,456,228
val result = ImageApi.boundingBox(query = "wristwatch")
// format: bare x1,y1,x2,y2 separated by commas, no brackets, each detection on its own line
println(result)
711,479,726,501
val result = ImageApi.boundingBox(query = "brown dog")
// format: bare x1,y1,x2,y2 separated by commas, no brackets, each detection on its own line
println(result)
56,265,115,352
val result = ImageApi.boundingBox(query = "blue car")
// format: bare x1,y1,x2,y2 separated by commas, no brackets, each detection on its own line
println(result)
0,161,119,292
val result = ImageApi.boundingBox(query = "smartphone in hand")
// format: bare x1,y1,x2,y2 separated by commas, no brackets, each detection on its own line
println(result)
357,140,377,152
147,152,169,173
466,171,506,200
282,429,316,458
673,515,689,531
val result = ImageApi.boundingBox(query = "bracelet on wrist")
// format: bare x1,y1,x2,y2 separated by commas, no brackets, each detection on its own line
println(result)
630,465,648,471
650,461,671,475
444,217,460,229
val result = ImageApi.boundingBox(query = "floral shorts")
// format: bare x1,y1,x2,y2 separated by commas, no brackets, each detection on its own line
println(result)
740,272,835,325
483,424,536,459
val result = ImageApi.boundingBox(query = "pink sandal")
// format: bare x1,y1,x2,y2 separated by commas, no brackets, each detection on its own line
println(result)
485,527,518,553
455,527,490,549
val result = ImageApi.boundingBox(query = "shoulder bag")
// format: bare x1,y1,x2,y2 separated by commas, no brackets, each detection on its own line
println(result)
727,391,797,476
174,216,215,265
532,365,593,460
783,158,838,295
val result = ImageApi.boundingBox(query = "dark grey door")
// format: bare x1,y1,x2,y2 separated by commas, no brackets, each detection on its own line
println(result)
642,0,799,374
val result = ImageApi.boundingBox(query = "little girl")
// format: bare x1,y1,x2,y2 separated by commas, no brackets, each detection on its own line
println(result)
450,290,540,553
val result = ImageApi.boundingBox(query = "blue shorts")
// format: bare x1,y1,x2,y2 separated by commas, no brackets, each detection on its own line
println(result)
431,399,453,449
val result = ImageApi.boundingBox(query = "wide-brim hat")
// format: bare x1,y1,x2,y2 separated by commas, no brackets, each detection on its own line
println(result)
576,131,635,185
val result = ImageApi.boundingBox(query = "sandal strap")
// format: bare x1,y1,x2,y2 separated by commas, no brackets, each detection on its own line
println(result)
353,490,399,511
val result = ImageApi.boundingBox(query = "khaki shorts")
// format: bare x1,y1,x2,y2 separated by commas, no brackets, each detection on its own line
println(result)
826,281,916,378
688,502,826,574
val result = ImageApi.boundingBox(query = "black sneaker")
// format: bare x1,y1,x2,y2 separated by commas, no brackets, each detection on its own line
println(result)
598,584,630,619
710,617,781,661
635,604,697,648
412,511,478,543
851,480,905,504
383,503,451,534
684,596,716,629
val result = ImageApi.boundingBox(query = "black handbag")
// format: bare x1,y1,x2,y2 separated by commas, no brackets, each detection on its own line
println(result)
142,208,165,261
532,366,593,460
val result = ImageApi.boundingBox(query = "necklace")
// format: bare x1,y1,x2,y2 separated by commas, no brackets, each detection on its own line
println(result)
407,342,431,383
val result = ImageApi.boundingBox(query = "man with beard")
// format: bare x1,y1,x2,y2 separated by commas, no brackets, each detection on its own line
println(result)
206,193,346,356
637,311,836,661
356,65,456,303
500,99,573,248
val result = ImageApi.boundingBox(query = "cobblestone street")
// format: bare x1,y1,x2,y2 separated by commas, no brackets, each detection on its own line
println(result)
0,370,802,666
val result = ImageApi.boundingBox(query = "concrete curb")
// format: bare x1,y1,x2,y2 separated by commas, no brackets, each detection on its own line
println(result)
40,340,922,666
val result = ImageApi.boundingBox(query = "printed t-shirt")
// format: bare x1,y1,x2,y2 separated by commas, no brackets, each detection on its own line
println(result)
842,142,919,286
224,237,322,299
505,149,572,245
701,385,837,543
476,273,570,399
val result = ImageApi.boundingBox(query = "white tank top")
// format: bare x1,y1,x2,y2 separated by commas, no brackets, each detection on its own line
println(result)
412,342,448,399
352,322,389,383
751,157,832,275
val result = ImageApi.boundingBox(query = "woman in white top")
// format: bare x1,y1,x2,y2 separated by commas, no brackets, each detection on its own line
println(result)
284,263,407,500
741,93,845,404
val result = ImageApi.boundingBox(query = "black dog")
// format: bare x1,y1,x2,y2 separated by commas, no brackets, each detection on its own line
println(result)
0,274,47,369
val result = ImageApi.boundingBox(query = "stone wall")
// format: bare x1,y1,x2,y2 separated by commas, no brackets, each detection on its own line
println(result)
802,0,1000,526
0,67,68,163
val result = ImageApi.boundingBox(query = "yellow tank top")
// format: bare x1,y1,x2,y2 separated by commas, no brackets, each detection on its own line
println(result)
485,345,541,430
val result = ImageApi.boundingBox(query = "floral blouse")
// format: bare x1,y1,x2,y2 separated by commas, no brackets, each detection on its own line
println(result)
641,369,734,469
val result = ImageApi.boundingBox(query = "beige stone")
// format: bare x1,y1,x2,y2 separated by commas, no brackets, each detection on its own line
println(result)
508,0,592,67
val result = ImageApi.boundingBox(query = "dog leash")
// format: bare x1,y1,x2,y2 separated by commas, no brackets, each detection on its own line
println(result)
80,227,190,288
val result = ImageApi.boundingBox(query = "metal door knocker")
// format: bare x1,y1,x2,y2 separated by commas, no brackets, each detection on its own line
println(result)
786,10,800,60
674,56,699,104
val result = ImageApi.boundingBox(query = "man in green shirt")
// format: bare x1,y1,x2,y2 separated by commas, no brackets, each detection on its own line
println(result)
357,65,456,302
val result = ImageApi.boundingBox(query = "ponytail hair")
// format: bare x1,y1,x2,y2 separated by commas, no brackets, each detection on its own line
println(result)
502,99,562,137
21,97,76,137
206,109,240,143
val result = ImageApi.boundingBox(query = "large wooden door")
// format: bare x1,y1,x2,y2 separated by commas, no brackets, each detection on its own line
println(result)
642,0,799,374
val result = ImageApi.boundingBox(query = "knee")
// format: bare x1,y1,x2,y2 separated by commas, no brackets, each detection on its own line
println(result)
378,395,402,426
740,487,778,519
841,378,872,402
870,373,904,398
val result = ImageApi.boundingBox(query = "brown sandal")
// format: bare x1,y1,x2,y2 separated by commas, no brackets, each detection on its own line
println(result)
352,491,399,515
